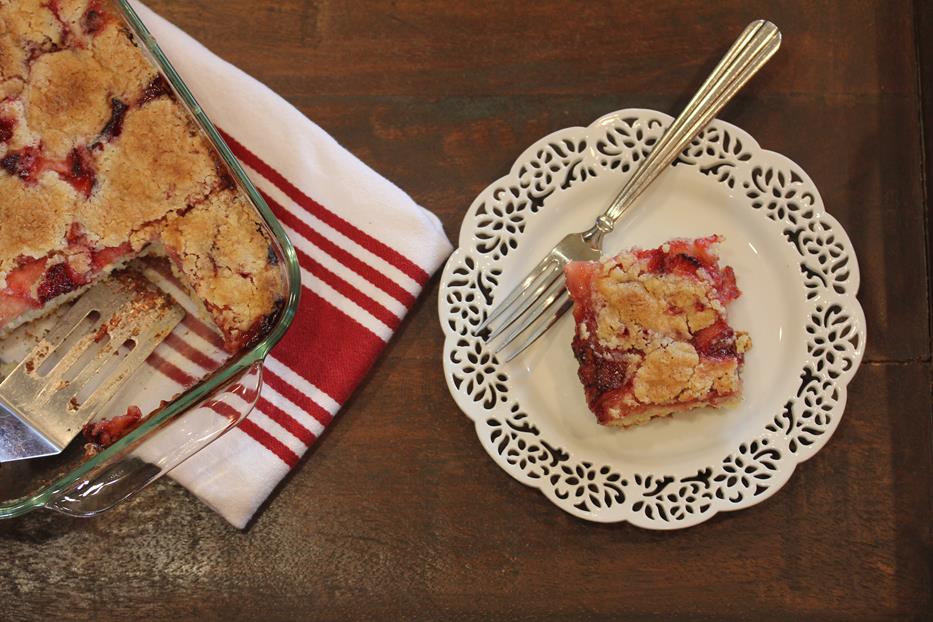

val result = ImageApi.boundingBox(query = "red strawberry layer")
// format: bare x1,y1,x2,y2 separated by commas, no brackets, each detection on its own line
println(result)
0,239,135,331
82,405,143,448
1,145,97,197
633,235,739,304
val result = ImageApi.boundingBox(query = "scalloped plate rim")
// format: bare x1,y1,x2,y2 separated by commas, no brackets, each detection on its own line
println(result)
439,107,866,529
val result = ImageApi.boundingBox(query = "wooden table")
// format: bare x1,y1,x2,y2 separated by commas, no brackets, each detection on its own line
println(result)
2,1,930,619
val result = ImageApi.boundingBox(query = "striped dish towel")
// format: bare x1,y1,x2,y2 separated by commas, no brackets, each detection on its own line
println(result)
129,1,452,528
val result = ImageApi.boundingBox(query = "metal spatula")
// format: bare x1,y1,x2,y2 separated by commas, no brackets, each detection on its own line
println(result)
0,274,184,462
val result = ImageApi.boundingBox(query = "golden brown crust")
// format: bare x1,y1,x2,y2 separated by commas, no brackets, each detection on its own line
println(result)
632,341,700,404
22,23,154,158
0,172,77,280
88,24,154,98
159,189,282,349
0,1,67,52
80,98,219,247
25,48,112,157
0,32,26,80
0,76,23,99
570,241,750,427
0,0,284,351
595,257,722,352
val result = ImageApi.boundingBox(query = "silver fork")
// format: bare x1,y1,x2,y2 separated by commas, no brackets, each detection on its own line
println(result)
474,19,782,362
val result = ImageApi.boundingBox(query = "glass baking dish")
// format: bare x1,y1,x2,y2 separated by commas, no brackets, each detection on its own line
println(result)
0,0,301,519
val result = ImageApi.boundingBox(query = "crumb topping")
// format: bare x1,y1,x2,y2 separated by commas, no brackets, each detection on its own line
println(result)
23,25,152,159
0,1,67,55
566,236,751,427
81,98,219,246
0,32,26,81
594,251,724,352
26,48,114,157
88,23,154,98
0,0,284,351
0,171,77,278
632,341,699,404
160,189,282,348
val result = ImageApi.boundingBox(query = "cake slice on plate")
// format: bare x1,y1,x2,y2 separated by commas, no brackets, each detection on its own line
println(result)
564,236,751,427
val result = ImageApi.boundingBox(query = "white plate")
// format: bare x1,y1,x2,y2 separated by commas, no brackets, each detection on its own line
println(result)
439,109,866,529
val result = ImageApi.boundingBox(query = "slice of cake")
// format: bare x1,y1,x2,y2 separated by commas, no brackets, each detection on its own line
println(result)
0,0,283,352
564,236,751,427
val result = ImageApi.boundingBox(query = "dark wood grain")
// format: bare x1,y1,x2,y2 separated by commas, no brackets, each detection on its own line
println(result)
1,1,930,620
920,0,933,368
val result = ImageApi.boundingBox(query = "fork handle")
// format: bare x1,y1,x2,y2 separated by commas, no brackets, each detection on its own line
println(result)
597,20,781,229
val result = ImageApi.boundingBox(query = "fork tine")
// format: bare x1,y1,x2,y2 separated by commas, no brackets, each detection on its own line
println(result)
499,290,572,363
474,254,561,336
484,261,565,341
492,274,567,354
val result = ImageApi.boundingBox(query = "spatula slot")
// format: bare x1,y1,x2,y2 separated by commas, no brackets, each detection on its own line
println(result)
71,338,138,410
35,310,102,378
61,332,111,385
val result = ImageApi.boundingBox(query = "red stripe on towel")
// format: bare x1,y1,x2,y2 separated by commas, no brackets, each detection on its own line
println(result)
238,418,300,467
261,190,417,308
219,129,430,286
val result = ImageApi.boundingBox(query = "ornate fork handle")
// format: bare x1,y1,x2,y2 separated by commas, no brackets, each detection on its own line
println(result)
588,20,782,243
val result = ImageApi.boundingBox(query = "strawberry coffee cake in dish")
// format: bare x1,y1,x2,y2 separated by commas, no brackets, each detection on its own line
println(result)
0,0,284,352
564,236,751,427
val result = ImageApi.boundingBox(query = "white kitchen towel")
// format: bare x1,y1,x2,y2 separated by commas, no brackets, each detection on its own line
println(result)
129,1,452,528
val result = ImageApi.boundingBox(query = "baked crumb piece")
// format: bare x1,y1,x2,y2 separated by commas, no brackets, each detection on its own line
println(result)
82,97,220,247
0,33,26,81
565,236,751,427
160,189,284,351
0,1,68,57
82,404,142,448
24,28,153,158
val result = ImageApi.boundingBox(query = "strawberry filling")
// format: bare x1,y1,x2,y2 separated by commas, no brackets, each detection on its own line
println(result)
80,1,110,36
0,238,134,331
91,242,133,272
97,98,128,144
692,320,738,359
82,405,143,448
138,75,173,106
1,145,98,196
36,262,83,303
1,145,42,182
0,295,38,328
47,147,97,197
565,236,747,426
0,258,46,327
0,118,14,143
635,235,740,304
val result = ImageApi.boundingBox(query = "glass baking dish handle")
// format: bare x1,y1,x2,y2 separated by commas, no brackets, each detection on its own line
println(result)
44,361,263,517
